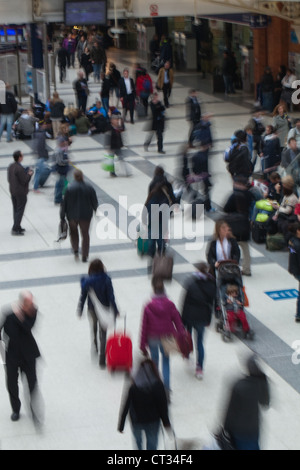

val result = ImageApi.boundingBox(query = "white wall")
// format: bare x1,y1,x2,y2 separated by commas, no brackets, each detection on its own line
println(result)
0,0,32,23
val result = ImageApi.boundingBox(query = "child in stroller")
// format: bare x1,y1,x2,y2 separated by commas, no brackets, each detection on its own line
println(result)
215,261,254,341
225,284,253,338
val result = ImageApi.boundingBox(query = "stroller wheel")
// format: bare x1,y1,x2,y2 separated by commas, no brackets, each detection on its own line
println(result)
245,330,255,341
215,322,222,333
222,330,232,342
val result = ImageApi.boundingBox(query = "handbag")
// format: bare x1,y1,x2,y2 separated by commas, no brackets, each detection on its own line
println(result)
56,218,68,242
88,288,115,330
101,154,115,172
176,330,193,358
152,253,174,280
161,335,180,356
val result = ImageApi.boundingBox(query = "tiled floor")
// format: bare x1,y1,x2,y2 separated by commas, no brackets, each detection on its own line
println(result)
0,48,299,450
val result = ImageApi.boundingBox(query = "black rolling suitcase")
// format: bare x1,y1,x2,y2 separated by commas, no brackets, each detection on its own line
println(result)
251,221,267,244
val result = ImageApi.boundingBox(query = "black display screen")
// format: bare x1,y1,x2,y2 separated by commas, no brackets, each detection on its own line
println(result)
64,1,107,26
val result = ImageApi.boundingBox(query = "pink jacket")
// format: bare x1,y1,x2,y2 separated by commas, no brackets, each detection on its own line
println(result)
140,295,185,353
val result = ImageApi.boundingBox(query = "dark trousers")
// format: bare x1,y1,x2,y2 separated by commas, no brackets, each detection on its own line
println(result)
68,219,91,260
88,308,107,366
11,195,27,231
145,122,164,152
78,95,88,113
123,94,135,123
162,83,171,107
6,358,37,414
59,65,66,82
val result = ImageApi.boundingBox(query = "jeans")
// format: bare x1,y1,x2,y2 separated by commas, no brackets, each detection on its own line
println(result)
93,63,101,81
102,97,109,116
185,322,205,369
147,225,166,258
0,113,14,141
148,338,170,391
232,435,260,450
131,421,160,450
54,175,67,204
223,75,234,94
34,158,46,190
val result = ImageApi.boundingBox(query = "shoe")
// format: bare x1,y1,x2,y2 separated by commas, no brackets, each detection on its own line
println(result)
82,257,88,263
244,329,255,340
11,412,20,422
20,227,26,233
295,317,300,323
74,252,79,261
11,230,24,236
110,172,117,177
144,145,149,152
206,207,216,213
158,150,166,154
195,367,203,380
242,271,252,277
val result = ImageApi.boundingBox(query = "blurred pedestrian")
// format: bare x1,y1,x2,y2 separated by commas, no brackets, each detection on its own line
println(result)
222,355,270,450
77,258,119,368
7,150,33,236
181,262,216,380
288,221,300,322
61,169,98,262
139,277,185,402
0,83,18,142
157,61,173,108
118,358,171,450
0,291,43,425
119,68,136,124
144,92,166,154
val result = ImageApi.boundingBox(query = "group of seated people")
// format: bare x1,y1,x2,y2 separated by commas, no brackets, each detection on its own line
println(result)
12,99,112,141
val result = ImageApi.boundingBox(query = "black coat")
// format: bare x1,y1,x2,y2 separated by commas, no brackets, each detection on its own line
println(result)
7,162,32,197
288,236,300,280
119,77,136,99
149,101,165,132
118,380,170,431
182,274,216,327
0,310,40,365
206,238,241,272
61,181,98,221
223,188,254,242
0,91,17,115
186,96,201,124
228,144,253,178
224,372,270,441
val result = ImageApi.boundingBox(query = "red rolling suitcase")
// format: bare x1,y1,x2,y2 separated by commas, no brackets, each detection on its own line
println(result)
106,317,132,372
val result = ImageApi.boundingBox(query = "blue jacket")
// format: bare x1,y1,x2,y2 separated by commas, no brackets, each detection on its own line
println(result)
78,273,119,316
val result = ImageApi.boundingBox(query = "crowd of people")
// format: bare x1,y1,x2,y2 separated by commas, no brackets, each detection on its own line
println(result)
1,29,300,451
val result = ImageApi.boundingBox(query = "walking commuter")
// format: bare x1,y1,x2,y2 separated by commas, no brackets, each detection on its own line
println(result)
32,122,50,192
119,68,136,124
100,72,111,116
260,67,274,113
136,69,153,117
0,291,43,425
49,92,65,139
186,89,202,144
227,130,254,180
56,42,68,83
74,71,89,113
62,33,76,68
222,50,235,95
61,169,98,263
142,165,176,260
288,222,300,322
118,358,171,450
90,41,106,82
144,92,166,154
181,262,216,380
272,104,292,153
7,150,33,236
77,258,119,368
108,62,121,107
54,137,71,205
0,83,18,142
80,47,93,82
76,33,87,66
206,219,241,277
109,112,131,177
157,61,174,108
223,177,254,276
222,355,270,450
139,277,185,402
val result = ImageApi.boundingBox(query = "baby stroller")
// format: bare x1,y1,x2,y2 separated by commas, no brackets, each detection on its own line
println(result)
215,260,254,342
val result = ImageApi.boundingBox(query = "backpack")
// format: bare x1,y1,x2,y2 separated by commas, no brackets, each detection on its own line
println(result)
143,76,151,93
266,233,286,251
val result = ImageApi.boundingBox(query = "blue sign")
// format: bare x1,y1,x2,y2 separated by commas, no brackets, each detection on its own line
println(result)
201,13,270,29
265,289,299,301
